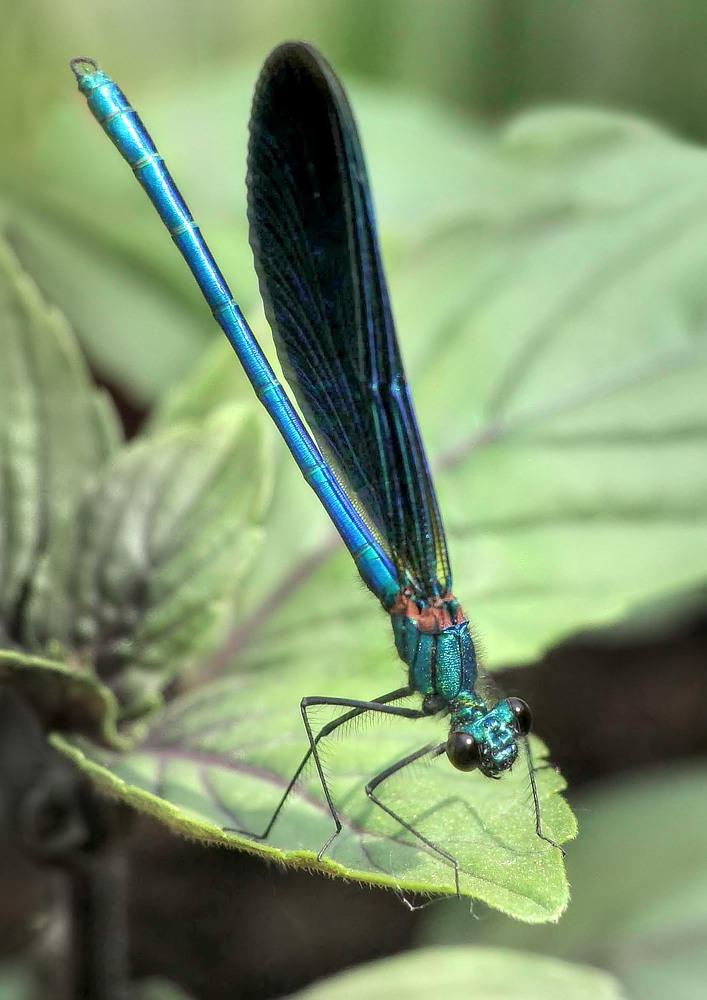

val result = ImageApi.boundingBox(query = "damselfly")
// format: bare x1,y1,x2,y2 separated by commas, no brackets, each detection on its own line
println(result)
71,42,560,893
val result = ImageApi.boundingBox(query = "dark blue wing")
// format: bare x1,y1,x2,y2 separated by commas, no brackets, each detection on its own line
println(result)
247,42,450,600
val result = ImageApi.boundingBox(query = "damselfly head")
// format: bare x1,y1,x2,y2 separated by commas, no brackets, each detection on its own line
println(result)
446,696,532,777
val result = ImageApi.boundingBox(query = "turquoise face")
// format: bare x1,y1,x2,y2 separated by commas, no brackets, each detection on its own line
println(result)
446,697,531,776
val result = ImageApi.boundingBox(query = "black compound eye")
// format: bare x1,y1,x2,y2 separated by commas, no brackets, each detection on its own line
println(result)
508,697,532,736
446,731,481,772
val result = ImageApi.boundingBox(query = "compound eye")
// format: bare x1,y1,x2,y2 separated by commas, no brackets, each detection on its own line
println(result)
508,697,532,736
446,731,481,772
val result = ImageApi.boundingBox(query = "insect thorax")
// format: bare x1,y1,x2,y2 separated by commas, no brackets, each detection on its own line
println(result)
390,590,479,702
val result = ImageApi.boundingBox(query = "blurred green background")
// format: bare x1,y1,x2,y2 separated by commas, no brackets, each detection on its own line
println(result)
11,0,707,138
2,1,707,999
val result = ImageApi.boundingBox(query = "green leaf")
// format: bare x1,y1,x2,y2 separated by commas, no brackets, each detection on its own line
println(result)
56,617,575,919
151,336,257,430
151,334,339,614
386,108,707,663
286,946,627,1000
56,404,272,723
427,764,707,1000
0,237,119,649
0,649,121,747
0,233,275,743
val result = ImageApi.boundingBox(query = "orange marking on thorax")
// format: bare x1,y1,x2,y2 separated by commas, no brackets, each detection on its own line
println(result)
389,589,466,633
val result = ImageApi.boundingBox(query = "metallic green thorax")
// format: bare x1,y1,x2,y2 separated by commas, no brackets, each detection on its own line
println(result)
393,614,478,698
